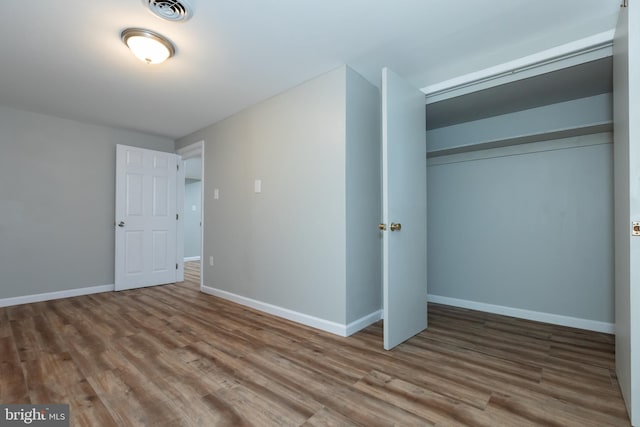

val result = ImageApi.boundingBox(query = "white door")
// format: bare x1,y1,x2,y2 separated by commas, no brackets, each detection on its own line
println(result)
613,1,640,424
115,144,180,291
381,67,428,350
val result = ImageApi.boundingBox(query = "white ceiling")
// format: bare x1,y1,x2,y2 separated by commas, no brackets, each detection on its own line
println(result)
0,1,620,139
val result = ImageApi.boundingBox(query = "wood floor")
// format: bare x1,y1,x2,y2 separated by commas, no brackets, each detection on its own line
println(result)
1,262,630,426
180,261,201,291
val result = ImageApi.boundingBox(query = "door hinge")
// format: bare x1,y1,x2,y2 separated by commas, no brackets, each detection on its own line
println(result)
176,213,179,220
176,263,179,270
177,164,180,171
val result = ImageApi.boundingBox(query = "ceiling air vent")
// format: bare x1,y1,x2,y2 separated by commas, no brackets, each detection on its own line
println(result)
142,0,193,23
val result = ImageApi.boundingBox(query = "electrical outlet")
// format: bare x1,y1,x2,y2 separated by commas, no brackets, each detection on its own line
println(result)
633,222,640,236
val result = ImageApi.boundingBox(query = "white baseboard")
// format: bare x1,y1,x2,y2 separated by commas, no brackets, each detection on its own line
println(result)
201,286,381,337
428,295,614,334
346,309,383,336
0,284,115,308
184,256,201,262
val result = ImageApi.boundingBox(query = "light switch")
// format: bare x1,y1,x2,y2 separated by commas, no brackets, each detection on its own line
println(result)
191,205,197,211
254,179,262,193
214,188,219,200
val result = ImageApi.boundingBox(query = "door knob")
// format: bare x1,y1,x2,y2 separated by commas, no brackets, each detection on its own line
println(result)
118,221,125,227
390,223,401,232
378,223,387,231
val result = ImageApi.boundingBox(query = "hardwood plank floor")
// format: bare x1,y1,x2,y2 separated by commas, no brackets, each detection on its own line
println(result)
0,264,630,426
181,261,201,291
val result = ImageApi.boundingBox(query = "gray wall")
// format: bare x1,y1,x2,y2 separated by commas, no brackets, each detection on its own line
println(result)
345,67,382,323
177,67,348,324
184,179,202,259
0,105,174,299
427,133,614,323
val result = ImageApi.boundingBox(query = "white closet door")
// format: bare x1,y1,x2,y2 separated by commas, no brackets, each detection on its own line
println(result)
613,2,640,424
381,67,428,350
115,144,179,291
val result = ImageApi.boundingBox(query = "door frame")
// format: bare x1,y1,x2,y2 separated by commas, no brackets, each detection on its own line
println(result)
176,140,205,291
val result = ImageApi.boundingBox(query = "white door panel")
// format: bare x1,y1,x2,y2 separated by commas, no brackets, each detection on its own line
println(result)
382,67,428,350
116,145,180,290
613,2,640,424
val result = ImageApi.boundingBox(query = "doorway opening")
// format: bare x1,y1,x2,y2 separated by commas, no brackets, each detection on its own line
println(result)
177,141,204,290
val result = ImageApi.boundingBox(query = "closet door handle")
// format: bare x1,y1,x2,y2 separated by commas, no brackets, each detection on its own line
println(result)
390,223,401,232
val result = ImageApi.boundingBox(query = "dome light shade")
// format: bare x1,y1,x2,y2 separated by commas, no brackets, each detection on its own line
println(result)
121,28,175,64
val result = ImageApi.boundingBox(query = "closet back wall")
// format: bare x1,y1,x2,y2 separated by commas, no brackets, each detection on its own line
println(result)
427,133,614,328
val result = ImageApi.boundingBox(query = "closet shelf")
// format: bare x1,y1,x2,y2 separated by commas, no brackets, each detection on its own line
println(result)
427,121,613,158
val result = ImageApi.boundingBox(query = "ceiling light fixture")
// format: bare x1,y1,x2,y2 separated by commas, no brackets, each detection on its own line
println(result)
121,28,175,64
